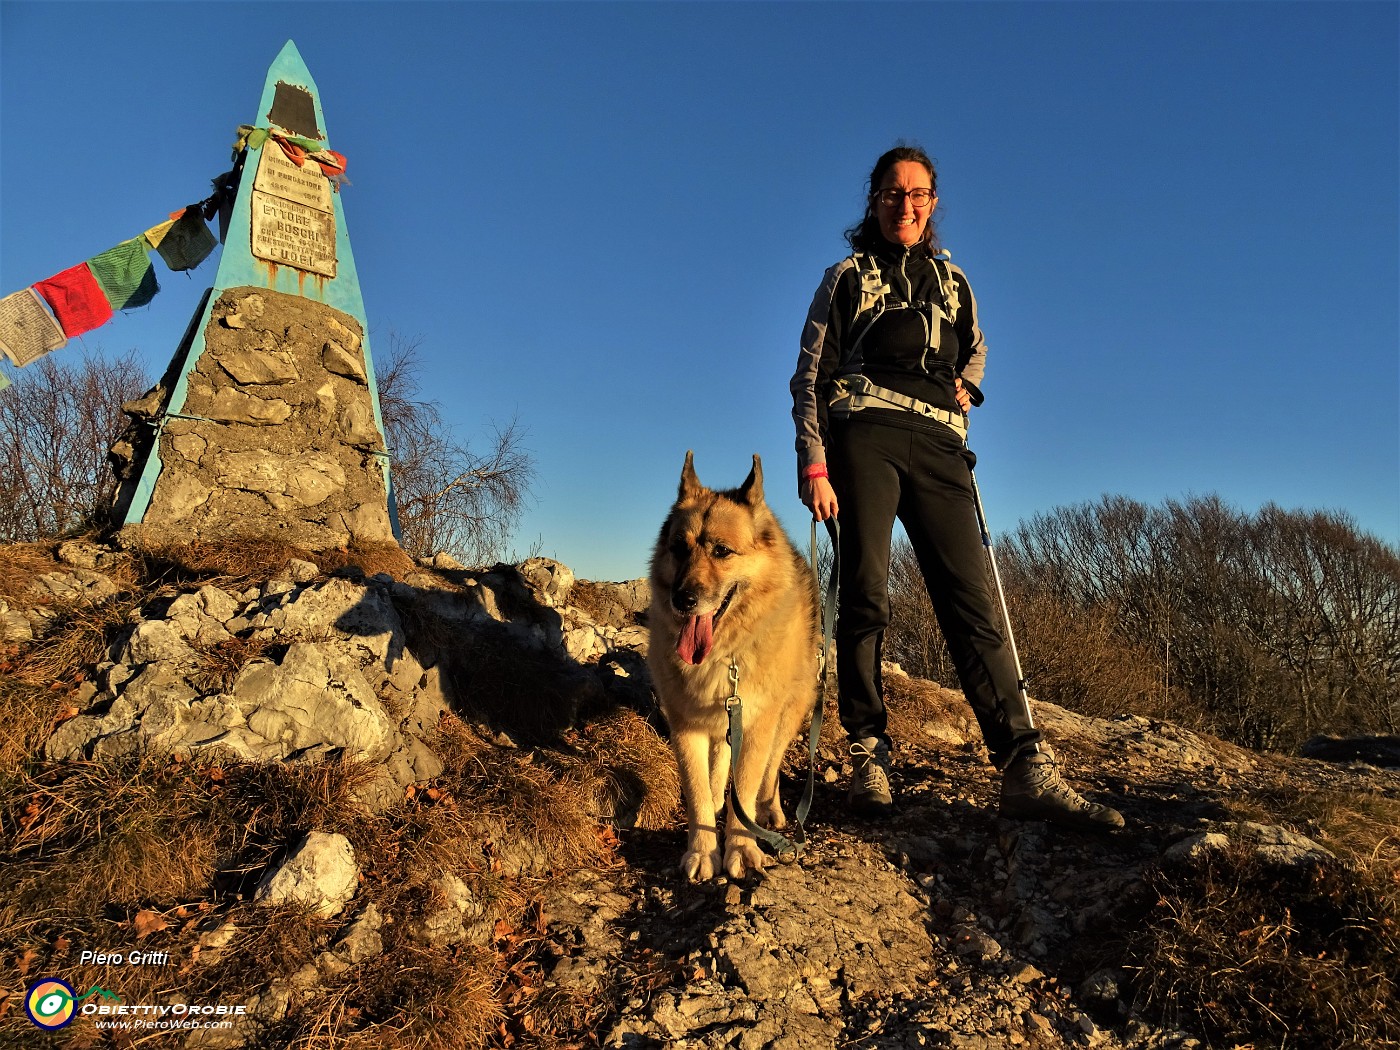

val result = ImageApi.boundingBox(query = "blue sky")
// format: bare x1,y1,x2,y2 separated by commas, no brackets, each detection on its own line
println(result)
2,1,1396,581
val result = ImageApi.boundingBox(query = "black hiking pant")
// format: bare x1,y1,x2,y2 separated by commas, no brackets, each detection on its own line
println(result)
827,415,1042,770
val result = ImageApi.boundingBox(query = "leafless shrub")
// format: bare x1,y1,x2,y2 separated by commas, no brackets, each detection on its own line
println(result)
0,350,149,543
1002,495,1400,751
1004,585,1180,724
377,335,536,566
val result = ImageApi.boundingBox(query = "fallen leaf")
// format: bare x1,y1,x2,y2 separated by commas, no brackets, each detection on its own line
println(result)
53,936,70,955
134,909,169,939
16,949,37,978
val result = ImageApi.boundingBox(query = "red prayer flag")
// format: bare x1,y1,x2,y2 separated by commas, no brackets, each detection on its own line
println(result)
33,263,113,337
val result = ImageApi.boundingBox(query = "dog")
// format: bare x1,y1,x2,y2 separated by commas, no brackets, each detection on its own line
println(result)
647,451,820,881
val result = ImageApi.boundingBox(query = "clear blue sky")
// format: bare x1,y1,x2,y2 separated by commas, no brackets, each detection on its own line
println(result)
3,2,1396,581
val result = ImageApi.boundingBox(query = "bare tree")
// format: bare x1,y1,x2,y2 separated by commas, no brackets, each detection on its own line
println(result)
0,350,150,543
1003,495,1400,750
376,334,536,565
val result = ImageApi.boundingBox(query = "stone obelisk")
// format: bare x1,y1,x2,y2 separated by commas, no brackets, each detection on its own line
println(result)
112,40,400,552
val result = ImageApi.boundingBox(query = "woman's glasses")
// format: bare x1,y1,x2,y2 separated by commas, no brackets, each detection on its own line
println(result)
874,188,934,207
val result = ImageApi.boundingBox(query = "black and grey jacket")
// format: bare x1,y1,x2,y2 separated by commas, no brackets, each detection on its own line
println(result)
790,238,988,471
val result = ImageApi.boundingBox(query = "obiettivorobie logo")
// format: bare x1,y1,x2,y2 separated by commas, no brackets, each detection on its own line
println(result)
23,976,248,1032
24,979,121,1030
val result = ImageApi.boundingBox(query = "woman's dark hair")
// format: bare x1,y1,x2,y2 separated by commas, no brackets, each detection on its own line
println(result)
844,144,940,252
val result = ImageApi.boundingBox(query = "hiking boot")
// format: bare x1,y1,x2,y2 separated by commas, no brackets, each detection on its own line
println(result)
848,737,893,816
1000,749,1124,830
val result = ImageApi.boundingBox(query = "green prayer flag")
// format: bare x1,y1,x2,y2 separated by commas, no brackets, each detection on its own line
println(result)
88,238,159,310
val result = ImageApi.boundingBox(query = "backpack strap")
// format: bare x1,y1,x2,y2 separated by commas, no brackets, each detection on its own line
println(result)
933,255,960,326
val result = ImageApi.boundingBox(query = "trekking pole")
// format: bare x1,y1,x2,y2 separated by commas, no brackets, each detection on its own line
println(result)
964,428,1035,728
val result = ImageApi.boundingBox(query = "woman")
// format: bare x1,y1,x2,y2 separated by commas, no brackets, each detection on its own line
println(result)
790,145,1122,830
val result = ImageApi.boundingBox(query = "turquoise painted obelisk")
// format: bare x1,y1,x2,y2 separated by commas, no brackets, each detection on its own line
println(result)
118,40,400,545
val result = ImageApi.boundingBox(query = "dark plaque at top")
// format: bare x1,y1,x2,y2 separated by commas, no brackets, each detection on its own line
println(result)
269,81,321,139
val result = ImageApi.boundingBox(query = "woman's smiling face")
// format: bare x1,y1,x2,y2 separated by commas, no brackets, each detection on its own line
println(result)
876,160,937,247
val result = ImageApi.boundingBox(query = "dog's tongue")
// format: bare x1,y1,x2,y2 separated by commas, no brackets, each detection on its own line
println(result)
677,614,715,665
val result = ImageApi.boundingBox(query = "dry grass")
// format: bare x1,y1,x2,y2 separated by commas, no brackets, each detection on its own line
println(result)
0,543,64,601
579,708,680,830
566,579,645,630
137,536,319,586
255,943,505,1050
4,592,137,690
0,679,67,774
4,758,228,915
1228,783,1400,867
316,541,419,581
181,902,333,1001
462,748,618,875
1129,849,1399,1049
189,634,283,695
537,725,679,835
882,671,976,749
0,754,387,947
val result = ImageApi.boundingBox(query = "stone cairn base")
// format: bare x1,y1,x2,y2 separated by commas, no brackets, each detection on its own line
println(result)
112,285,394,552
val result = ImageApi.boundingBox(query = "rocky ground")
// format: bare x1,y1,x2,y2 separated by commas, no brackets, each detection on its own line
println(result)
544,680,1394,1050
2,540,1396,1049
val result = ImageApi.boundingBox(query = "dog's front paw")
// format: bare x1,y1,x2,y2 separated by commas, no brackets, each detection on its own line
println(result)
680,847,723,882
758,798,786,830
723,837,767,880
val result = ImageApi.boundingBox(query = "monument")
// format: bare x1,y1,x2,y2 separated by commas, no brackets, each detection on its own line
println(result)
111,41,400,553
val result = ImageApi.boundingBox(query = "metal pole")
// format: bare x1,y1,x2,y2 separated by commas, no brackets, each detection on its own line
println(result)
967,461,1035,730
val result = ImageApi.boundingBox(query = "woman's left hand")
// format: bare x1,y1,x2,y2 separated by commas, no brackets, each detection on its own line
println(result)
954,378,972,414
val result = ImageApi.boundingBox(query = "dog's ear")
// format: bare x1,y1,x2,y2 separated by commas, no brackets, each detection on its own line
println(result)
738,454,764,506
678,450,702,501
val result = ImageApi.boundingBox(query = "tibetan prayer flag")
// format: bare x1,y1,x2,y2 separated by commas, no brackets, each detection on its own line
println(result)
0,370,11,394
143,218,176,249
0,288,67,366
33,263,112,338
155,208,217,272
88,238,160,311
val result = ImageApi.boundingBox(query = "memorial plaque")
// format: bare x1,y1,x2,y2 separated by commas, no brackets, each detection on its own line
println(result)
269,81,321,139
253,141,333,212
251,191,337,277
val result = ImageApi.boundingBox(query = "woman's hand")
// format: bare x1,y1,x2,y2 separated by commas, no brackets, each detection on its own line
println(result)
801,475,840,521
954,377,972,414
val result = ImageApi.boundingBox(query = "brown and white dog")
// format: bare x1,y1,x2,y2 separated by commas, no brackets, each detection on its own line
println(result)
647,452,819,880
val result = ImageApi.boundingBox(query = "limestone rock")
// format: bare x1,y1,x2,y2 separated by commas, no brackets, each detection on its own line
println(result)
255,831,358,917
216,347,300,386
207,387,293,426
336,400,382,448
115,287,392,553
323,341,366,382
234,643,397,762
55,540,120,571
407,875,492,948
150,472,213,519
245,577,403,663
214,451,346,508
113,619,199,667
29,568,120,605
519,557,574,607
